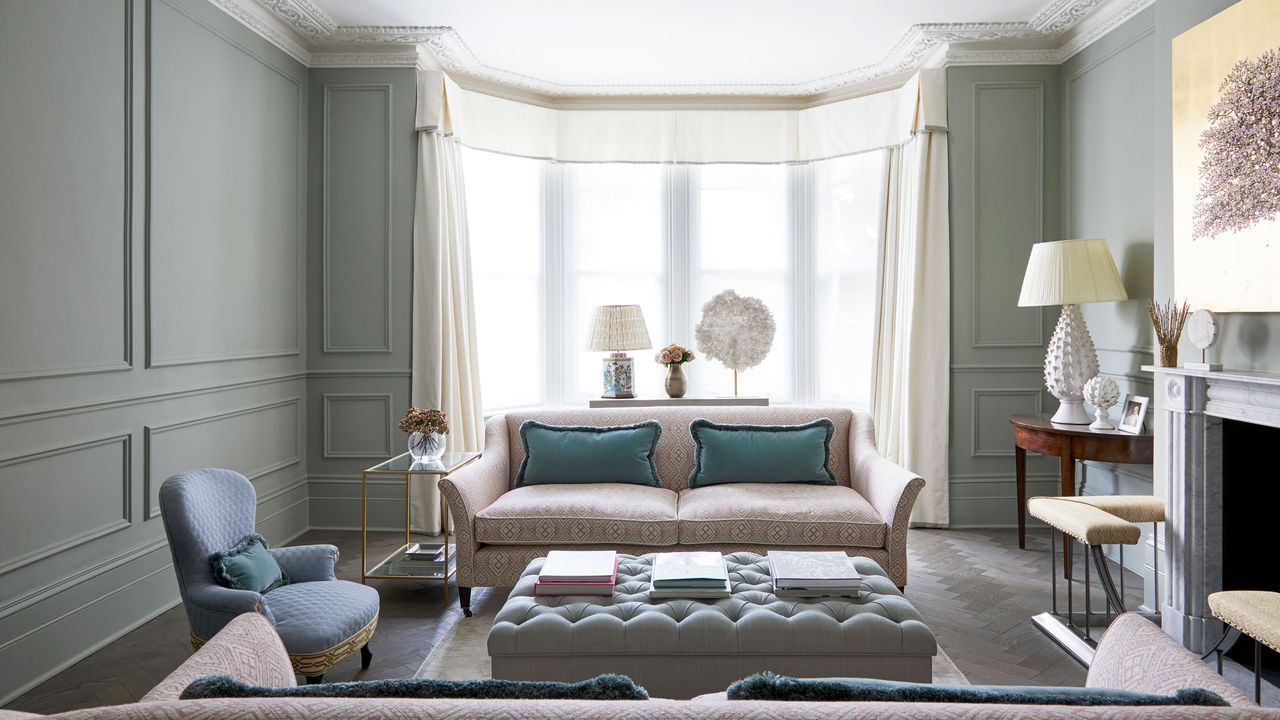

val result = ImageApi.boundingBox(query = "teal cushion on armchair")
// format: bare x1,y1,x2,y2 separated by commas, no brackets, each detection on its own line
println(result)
688,418,836,488
516,420,662,487
210,533,289,594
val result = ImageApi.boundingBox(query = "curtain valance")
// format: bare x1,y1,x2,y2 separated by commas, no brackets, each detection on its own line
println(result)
416,68,947,164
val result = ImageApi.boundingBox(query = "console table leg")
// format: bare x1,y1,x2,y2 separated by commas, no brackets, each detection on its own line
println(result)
1060,452,1075,579
1016,446,1027,549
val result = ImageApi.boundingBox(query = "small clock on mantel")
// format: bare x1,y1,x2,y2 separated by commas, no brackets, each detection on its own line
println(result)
1184,309,1223,371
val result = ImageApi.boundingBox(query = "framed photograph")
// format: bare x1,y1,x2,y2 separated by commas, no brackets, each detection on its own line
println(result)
1117,395,1150,434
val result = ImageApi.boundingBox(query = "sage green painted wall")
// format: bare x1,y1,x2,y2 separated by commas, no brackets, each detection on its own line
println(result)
1061,6,1157,581
946,65,1062,527
304,68,417,531
0,0,308,705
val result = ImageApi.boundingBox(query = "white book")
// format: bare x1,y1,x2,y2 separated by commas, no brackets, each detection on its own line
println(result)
651,552,728,587
768,551,862,589
539,550,618,583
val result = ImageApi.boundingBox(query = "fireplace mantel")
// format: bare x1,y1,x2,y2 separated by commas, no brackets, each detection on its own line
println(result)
1145,365,1280,652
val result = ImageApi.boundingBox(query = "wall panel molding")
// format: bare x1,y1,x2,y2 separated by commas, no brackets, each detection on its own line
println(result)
145,0,305,369
0,434,133,576
970,387,1045,458
143,397,302,518
321,392,394,458
321,83,393,354
969,80,1046,350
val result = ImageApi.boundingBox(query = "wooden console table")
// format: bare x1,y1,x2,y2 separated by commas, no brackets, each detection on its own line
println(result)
1010,414,1153,572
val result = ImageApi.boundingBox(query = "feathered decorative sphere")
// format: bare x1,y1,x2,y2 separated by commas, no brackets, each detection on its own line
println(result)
694,289,775,372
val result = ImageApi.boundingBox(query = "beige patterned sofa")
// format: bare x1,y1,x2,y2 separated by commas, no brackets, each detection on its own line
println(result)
5,611,1267,718
438,406,925,614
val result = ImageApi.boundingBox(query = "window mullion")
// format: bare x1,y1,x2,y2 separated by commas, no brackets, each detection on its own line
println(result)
543,162,565,406
792,163,816,405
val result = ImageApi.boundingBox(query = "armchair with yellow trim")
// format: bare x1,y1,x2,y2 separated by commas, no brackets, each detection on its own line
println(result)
159,468,379,684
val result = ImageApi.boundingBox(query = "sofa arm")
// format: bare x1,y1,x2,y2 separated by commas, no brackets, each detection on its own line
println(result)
1088,613,1254,707
438,415,510,585
848,413,924,528
269,544,338,582
140,613,296,702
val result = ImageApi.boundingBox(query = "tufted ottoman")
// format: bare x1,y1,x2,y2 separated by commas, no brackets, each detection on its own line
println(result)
488,552,937,699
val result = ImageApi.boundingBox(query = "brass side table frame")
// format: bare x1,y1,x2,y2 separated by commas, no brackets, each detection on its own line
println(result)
360,451,481,598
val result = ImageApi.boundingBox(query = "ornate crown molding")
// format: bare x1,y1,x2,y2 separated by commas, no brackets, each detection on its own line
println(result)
210,0,1155,97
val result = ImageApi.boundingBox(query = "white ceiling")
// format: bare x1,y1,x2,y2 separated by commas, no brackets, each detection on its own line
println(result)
230,0,1152,100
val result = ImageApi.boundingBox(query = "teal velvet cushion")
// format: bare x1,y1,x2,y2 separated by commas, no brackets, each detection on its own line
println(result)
182,674,649,700
725,674,1228,706
516,420,662,487
687,418,836,488
210,533,288,594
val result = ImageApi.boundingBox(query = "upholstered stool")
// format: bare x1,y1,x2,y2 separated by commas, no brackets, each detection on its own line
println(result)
1027,496,1163,660
1205,590,1280,703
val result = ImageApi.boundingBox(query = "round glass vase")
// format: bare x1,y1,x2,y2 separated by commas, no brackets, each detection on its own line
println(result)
664,363,687,398
407,431,446,462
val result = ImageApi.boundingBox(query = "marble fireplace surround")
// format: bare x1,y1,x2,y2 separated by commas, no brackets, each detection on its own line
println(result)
1148,365,1280,653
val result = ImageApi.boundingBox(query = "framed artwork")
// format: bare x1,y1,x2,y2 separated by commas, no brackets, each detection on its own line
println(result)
1117,394,1150,435
1172,0,1280,311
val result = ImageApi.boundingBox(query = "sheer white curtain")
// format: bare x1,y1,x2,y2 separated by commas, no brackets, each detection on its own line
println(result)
409,74,485,533
871,129,950,527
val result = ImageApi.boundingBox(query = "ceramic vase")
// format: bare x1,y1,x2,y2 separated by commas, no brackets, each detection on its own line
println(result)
408,431,445,462
664,364,687,398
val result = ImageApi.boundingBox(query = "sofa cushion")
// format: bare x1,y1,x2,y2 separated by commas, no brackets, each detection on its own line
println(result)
181,674,649,701
678,484,885,547
725,674,1227,706
517,420,663,487
688,418,836,488
477,484,679,546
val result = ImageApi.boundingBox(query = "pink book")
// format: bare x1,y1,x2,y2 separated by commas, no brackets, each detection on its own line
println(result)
534,558,619,596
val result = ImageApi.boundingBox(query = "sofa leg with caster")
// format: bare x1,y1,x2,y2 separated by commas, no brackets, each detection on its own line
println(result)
459,586,472,617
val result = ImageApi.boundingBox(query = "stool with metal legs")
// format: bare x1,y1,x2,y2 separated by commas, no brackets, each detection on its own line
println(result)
1202,590,1280,704
1028,496,1163,666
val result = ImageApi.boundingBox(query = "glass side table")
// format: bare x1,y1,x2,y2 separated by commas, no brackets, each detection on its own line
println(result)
360,451,481,598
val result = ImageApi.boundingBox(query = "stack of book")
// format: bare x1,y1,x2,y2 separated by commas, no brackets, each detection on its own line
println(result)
650,552,731,599
767,551,863,598
534,550,618,596
389,542,455,576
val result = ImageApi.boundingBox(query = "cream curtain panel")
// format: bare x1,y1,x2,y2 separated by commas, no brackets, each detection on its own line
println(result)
871,128,951,527
409,85,485,534
423,69,946,164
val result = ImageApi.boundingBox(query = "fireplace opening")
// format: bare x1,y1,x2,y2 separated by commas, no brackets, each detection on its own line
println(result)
1222,418,1280,682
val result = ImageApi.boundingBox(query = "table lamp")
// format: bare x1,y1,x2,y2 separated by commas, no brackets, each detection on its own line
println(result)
1017,238,1128,424
587,305,652,399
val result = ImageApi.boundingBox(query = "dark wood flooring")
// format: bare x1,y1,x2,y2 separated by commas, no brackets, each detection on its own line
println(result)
0,528,1159,713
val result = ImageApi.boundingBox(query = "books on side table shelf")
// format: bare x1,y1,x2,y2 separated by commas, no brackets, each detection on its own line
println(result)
388,543,455,576
767,551,862,598
535,550,619,596
650,551,731,599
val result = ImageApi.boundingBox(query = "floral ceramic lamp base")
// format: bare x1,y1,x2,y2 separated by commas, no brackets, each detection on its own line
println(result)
602,353,635,398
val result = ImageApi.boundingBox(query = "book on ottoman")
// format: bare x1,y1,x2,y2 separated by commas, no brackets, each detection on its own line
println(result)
535,550,619,596
650,552,731,599
768,551,862,596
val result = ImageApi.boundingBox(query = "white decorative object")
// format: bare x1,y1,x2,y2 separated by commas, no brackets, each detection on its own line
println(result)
1083,375,1121,430
694,290,775,396
1018,238,1129,424
1184,309,1223,371
586,305,652,399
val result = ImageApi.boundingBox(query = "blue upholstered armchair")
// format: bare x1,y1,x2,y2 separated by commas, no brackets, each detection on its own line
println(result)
159,468,380,683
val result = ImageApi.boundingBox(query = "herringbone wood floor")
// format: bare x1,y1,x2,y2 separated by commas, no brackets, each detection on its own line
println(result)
6,528,1137,713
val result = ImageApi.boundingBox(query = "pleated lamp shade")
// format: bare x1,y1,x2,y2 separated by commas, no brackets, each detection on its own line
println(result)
586,305,652,352
1018,238,1129,307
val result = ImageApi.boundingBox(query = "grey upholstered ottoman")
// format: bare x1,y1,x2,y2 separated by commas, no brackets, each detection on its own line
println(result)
488,552,937,699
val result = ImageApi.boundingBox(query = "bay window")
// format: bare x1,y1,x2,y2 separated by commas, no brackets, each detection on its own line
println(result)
464,147,886,413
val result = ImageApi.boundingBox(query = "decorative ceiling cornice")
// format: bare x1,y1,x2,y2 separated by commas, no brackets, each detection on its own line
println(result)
208,0,1155,99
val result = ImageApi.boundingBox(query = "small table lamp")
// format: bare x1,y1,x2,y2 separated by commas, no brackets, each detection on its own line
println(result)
587,305,652,399
1018,238,1128,424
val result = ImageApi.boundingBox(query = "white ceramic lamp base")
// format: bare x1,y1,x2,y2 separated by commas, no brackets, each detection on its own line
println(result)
1044,304,1099,425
